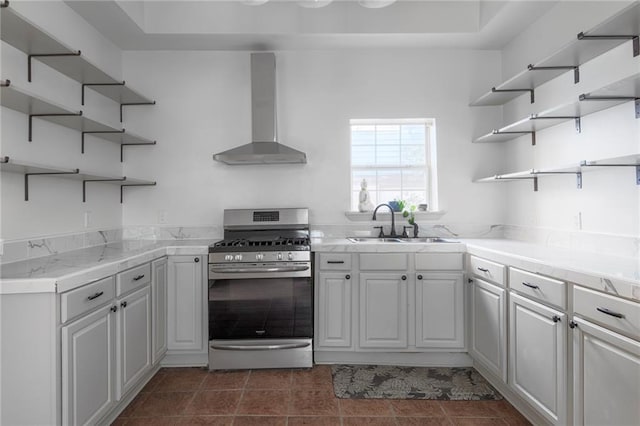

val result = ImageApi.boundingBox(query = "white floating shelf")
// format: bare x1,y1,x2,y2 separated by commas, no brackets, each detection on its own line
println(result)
470,2,639,106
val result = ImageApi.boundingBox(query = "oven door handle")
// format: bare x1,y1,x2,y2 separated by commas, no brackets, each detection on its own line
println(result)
210,265,310,274
210,342,311,351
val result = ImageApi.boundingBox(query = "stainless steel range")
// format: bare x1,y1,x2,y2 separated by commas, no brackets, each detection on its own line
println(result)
208,208,312,370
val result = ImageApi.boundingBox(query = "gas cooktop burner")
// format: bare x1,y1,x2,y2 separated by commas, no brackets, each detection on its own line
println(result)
210,237,310,252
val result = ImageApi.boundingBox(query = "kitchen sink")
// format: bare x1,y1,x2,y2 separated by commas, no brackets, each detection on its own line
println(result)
347,237,458,243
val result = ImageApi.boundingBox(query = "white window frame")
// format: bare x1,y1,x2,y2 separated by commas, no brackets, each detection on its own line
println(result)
349,118,438,212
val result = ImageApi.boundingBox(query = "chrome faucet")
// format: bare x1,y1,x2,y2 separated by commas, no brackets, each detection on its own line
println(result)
372,203,398,237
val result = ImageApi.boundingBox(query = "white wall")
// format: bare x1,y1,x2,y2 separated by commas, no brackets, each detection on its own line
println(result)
120,49,505,229
1,2,126,240
499,2,640,237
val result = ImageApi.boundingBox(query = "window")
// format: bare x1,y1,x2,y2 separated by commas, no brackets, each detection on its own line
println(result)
350,118,437,212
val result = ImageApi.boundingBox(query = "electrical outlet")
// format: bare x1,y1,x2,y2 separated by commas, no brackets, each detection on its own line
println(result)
158,210,168,224
84,211,91,228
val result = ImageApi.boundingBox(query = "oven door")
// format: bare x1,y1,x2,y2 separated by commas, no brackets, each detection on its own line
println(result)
208,262,313,369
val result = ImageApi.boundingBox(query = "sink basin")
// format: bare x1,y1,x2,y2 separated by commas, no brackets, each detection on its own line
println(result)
347,237,458,243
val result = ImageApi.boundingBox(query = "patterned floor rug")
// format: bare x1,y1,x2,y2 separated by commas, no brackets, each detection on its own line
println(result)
331,365,503,400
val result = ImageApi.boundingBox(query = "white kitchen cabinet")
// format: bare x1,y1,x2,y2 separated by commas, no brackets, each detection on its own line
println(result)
572,317,640,426
167,256,206,352
509,292,567,425
151,257,168,364
61,303,117,426
317,271,353,348
116,285,152,400
359,272,408,349
415,272,464,349
469,277,507,381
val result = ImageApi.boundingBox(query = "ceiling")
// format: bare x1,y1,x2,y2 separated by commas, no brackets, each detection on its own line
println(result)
65,0,559,51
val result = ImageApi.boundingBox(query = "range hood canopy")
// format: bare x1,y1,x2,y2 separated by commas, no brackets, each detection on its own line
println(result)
213,52,307,165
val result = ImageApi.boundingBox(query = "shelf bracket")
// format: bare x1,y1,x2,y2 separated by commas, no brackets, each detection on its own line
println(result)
577,32,639,57
535,171,583,189
530,115,582,133
636,99,639,119
81,130,125,154
29,112,82,142
120,182,157,203
1,1,9,8
492,130,536,145
528,64,580,84
579,94,639,118
120,101,156,122
120,141,157,162
495,175,538,191
25,169,79,201
82,177,126,202
580,161,640,185
81,82,125,106
27,52,81,82
492,87,534,104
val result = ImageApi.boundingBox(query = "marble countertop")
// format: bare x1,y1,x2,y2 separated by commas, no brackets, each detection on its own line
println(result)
312,237,640,302
0,240,216,294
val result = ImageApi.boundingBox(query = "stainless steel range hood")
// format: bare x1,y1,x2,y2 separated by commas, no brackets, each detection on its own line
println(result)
213,53,307,165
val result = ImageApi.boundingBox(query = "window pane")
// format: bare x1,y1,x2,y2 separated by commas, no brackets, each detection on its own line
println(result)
401,145,425,165
352,125,375,146
378,190,401,205
352,170,377,191
401,191,426,206
352,145,375,166
401,124,425,145
402,170,426,189
376,145,401,166
376,125,400,145
377,170,401,190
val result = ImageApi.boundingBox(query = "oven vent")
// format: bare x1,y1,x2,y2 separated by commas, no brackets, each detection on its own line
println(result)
253,211,280,222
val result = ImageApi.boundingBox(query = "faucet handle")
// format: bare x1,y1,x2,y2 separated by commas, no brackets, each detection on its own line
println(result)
373,226,385,238
402,226,413,238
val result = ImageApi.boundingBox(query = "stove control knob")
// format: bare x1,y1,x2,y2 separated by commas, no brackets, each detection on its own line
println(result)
288,252,294,260
234,254,243,261
277,253,283,260
256,253,264,261
224,254,233,261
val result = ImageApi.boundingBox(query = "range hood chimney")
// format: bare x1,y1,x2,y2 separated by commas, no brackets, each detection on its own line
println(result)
213,53,307,165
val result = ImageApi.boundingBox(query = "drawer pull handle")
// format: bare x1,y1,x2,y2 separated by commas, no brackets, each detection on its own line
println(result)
194,257,200,263
477,267,489,273
522,282,539,290
417,274,423,280
552,315,561,323
121,301,128,308
401,275,407,280
110,305,118,313
327,260,345,264
596,307,625,319
133,274,145,281
87,291,104,301
345,274,351,280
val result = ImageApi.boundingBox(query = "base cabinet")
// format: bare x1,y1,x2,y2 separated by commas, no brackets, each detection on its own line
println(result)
167,256,206,353
152,257,168,364
470,278,507,380
415,273,464,349
62,304,116,426
359,272,408,349
317,272,353,348
116,285,152,400
509,292,567,425
573,317,640,426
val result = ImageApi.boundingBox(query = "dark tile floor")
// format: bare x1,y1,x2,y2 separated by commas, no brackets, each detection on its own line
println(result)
113,366,532,425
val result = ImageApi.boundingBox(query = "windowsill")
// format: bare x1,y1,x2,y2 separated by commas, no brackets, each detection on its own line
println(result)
344,211,447,221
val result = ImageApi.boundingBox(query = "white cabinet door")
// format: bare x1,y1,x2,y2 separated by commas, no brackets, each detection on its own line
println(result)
470,278,507,381
62,304,116,426
117,285,152,400
152,257,168,364
359,272,408,349
509,292,567,425
415,272,464,349
573,317,640,426
317,272,352,348
167,256,205,351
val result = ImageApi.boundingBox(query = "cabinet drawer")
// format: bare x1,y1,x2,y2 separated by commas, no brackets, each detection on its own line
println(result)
359,253,408,271
117,263,151,296
318,253,352,270
509,267,566,310
469,255,505,287
574,286,640,340
61,276,115,323
415,253,463,271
